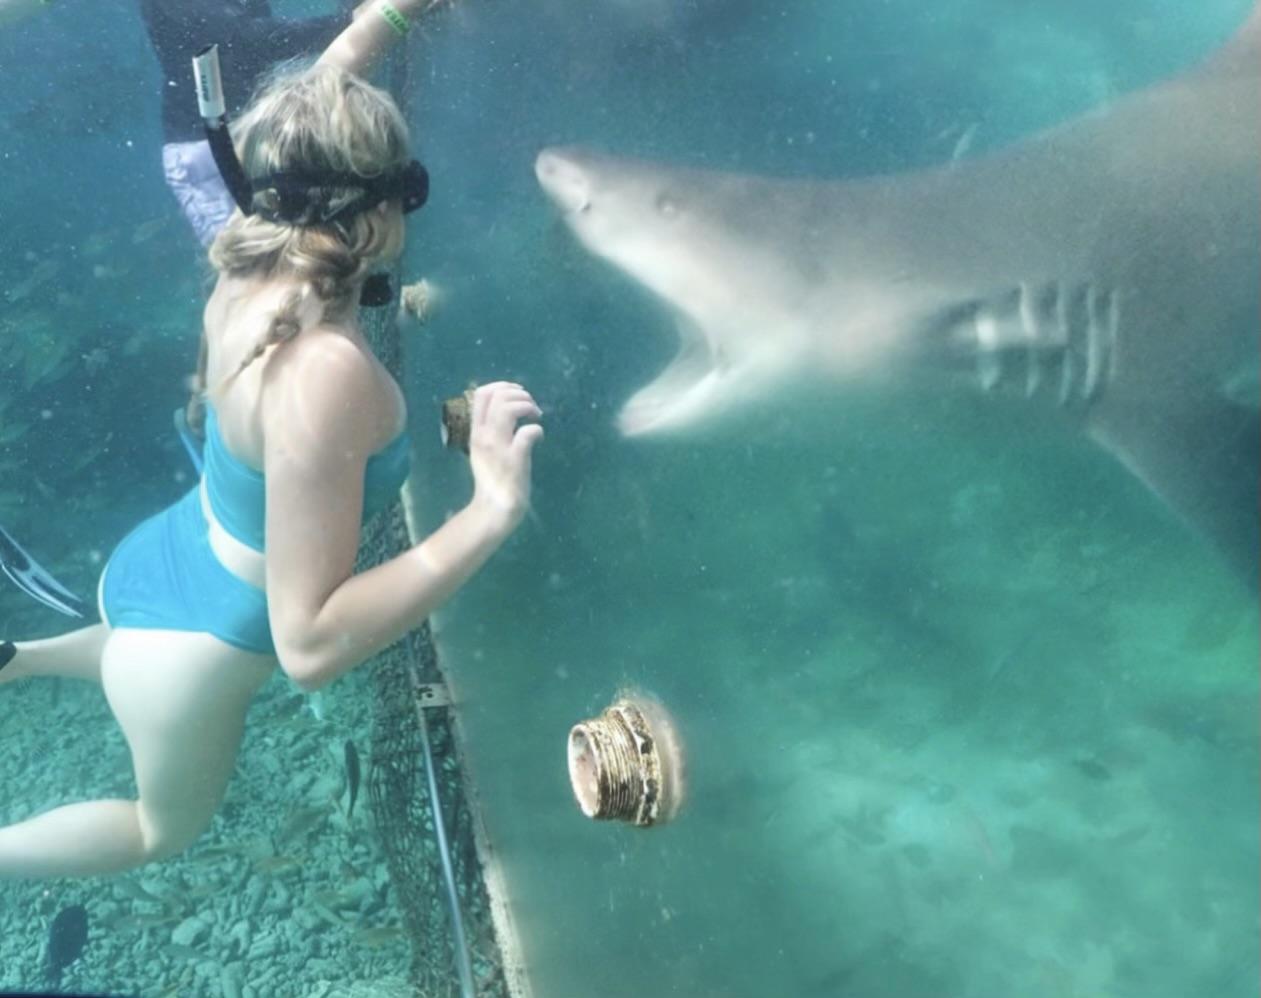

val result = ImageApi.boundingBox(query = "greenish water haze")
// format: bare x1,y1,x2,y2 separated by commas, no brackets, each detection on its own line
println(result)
1,0,1256,995
417,389,1257,997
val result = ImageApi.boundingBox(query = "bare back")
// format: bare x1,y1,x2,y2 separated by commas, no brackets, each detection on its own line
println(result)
200,273,406,469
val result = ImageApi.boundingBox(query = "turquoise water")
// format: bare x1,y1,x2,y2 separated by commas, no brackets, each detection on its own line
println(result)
1,0,1257,995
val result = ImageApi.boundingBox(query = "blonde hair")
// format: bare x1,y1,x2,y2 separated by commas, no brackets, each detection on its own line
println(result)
195,61,410,412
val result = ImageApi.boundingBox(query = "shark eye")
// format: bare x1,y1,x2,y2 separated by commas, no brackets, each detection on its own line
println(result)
656,194,679,217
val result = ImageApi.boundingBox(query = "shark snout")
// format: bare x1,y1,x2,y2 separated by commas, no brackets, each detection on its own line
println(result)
535,148,592,216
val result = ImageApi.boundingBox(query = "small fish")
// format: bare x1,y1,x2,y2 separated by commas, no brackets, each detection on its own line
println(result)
189,842,249,863
45,904,88,984
162,943,204,962
311,888,350,909
103,912,179,933
1072,757,1112,782
311,902,348,929
252,854,302,876
276,803,327,846
350,926,404,949
344,740,362,820
131,217,166,244
113,880,166,905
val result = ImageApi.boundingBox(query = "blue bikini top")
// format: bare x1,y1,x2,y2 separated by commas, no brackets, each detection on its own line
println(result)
199,404,410,553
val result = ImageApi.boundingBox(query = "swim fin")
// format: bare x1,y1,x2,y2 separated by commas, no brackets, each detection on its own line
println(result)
0,523,87,618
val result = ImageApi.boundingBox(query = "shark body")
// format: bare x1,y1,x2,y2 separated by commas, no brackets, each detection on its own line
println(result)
536,10,1260,583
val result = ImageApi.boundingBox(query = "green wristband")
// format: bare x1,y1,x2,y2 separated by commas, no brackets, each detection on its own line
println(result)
377,0,410,37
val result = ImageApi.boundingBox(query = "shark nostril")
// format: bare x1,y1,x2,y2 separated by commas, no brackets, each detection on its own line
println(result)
535,150,592,215
534,151,563,184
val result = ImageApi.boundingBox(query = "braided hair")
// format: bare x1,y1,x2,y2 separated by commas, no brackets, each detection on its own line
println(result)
191,61,410,413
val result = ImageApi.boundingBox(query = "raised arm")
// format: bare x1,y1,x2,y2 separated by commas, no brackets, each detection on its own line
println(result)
261,334,542,692
318,0,447,78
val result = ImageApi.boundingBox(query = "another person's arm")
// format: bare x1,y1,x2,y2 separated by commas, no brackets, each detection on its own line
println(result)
143,0,351,67
262,332,543,691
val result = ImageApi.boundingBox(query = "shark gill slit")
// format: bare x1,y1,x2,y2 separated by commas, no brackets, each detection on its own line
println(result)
929,280,1120,407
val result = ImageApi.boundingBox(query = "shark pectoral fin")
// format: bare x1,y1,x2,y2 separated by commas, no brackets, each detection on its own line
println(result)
1095,397,1260,588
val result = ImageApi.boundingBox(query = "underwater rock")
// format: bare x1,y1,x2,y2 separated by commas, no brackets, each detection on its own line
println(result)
171,915,208,947
248,931,279,959
219,960,245,998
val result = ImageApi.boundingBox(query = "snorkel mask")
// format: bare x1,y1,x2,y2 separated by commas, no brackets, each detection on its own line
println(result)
192,45,427,306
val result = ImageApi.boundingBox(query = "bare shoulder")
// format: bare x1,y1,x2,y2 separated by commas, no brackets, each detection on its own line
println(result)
261,325,397,460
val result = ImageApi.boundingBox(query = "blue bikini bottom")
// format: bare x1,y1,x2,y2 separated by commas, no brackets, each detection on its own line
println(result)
99,488,274,655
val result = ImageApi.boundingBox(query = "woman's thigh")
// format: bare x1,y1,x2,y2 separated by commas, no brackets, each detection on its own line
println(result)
101,628,275,850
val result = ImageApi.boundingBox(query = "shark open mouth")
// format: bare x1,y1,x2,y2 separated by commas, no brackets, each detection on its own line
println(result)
617,320,727,436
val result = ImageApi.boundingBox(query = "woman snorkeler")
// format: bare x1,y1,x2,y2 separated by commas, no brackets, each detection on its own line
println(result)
0,0,543,878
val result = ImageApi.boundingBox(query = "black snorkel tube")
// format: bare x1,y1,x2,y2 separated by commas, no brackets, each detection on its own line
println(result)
192,45,254,217
190,45,428,307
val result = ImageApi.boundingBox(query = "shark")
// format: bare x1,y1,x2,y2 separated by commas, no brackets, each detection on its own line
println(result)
535,7,1260,584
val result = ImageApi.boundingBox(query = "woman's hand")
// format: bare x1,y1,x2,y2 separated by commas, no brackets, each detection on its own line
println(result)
467,382,544,536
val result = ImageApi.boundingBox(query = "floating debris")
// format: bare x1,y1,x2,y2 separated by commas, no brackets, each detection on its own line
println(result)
45,904,88,984
81,346,110,375
950,123,979,163
344,739,361,820
399,278,440,323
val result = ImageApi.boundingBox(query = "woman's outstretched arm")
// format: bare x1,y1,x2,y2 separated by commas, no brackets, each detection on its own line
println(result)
262,332,542,692
319,0,451,78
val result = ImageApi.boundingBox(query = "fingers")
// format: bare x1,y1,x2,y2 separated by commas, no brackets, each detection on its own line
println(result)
466,382,544,530
473,383,542,441
492,401,543,439
511,423,544,463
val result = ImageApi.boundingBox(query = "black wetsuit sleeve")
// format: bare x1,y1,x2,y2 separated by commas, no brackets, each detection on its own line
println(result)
224,13,347,65
141,0,351,143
